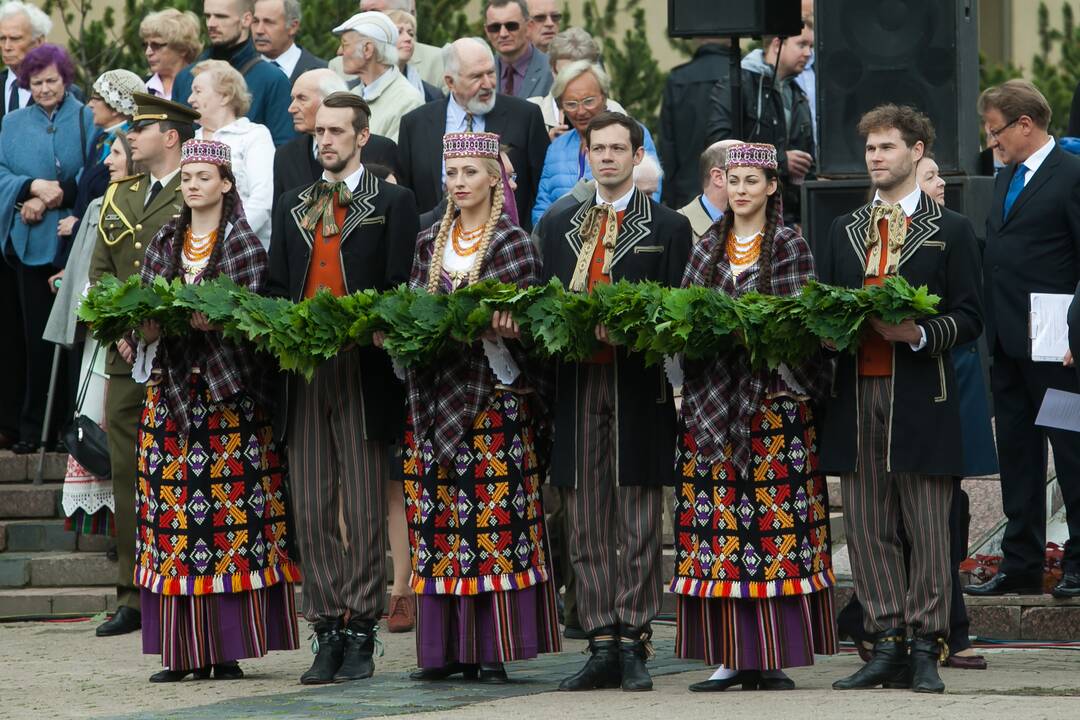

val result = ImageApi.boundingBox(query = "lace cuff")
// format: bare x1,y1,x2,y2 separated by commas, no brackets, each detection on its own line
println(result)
482,337,521,385
132,338,159,383
778,363,808,396
664,353,684,389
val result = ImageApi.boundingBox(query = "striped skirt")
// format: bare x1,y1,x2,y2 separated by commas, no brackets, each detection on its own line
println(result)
141,583,299,670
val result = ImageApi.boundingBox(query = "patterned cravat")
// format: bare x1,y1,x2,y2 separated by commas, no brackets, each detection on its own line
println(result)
301,180,352,235
570,203,618,291
864,201,907,277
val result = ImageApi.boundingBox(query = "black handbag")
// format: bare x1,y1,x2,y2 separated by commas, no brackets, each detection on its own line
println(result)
61,343,111,479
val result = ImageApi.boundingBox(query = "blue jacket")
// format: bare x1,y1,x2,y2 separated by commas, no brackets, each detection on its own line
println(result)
532,124,661,225
171,37,295,147
0,95,94,266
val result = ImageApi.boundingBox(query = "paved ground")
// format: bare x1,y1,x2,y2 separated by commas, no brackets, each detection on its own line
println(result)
2,618,1078,720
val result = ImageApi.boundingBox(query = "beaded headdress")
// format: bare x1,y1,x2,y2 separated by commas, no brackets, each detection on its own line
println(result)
180,139,231,168
725,142,778,171
443,132,500,160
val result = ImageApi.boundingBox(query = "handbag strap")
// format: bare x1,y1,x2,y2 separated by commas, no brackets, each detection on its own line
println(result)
74,342,101,415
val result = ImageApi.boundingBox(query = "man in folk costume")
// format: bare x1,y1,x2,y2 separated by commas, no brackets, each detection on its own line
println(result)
816,105,983,694
266,91,419,684
88,92,199,638
538,111,693,692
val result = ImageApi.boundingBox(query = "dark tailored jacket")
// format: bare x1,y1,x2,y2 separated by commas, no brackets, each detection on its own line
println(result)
705,65,815,225
983,144,1080,359
539,188,692,488
272,132,399,214
660,43,731,209
288,46,328,84
815,192,984,477
397,94,549,230
266,169,419,442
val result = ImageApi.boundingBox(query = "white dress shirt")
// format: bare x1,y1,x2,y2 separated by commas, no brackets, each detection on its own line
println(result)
264,43,301,79
4,70,30,113
196,118,277,249
594,182,635,211
1020,136,1056,186
322,163,365,191
146,168,181,205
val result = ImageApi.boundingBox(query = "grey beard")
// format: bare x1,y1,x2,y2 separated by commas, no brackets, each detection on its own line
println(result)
465,93,496,116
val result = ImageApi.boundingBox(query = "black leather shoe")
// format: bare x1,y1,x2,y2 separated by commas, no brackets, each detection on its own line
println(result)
409,663,479,681
1052,572,1080,598
688,671,760,692
910,636,946,693
558,626,622,691
149,667,211,682
478,664,509,683
300,618,344,685
212,661,244,680
96,606,141,637
563,623,588,640
10,440,39,455
758,671,795,690
833,628,909,690
618,624,653,692
333,618,377,682
963,572,1042,596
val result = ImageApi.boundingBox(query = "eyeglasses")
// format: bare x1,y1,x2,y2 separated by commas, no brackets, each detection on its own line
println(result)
532,12,562,23
485,21,521,33
143,40,167,52
986,117,1019,140
561,96,602,113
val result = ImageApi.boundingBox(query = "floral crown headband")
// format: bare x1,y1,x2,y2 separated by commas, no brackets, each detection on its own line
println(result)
180,139,231,168
443,132,500,160
725,142,778,171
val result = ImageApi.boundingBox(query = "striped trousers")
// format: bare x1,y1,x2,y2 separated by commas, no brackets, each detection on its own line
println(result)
288,351,388,623
566,363,663,633
842,376,953,637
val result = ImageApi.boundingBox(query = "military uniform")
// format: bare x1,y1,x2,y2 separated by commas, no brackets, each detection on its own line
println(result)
88,94,196,619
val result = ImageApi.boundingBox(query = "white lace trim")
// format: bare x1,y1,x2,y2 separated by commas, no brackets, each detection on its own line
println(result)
482,337,520,385
132,338,159,383
62,486,115,516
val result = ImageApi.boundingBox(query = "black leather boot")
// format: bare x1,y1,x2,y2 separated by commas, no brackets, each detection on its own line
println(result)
832,628,909,690
910,636,946,694
300,618,345,685
334,618,378,682
618,624,654,692
558,626,622,691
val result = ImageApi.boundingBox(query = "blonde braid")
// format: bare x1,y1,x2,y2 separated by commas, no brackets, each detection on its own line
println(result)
425,199,458,294
468,182,505,285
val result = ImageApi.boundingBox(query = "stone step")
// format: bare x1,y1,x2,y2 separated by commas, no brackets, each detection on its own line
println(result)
0,483,63,520
0,551,115,588
0,519,112,553
827,476,842,510
0,451,67,483
829,511,845,545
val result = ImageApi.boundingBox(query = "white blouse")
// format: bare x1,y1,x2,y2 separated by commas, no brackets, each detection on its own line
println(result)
196,118,276,250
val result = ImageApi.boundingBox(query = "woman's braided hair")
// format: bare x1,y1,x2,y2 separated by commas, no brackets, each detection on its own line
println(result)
166,165,240,282
705,167,782,295
425,157,505,293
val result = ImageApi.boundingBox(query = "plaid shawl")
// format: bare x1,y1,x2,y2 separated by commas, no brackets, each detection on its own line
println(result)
680,223,829,472
141,208,273,436
406,213,547,470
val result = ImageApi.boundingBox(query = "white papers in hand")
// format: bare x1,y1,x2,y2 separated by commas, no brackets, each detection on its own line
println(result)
1035,388,1080,433
1029,293,1073,362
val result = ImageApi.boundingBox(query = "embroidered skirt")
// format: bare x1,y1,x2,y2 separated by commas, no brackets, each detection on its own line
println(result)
134,376,301,595
403,390,559,666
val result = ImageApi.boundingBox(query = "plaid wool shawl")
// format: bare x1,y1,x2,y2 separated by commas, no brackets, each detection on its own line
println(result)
680,223,829,472
141,208,273,435
406,213,546,469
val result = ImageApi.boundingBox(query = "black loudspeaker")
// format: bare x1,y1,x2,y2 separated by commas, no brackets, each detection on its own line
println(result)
815,0,980,177
800,176,996,256
668,0,802,38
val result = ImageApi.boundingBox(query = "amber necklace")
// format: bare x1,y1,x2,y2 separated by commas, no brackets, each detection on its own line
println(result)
727,229,763,266
451,219,485,256
183,227,218,263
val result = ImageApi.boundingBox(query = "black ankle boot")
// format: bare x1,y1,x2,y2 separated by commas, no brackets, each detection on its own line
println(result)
149,667,211,683
618,624,654,692
334,618,377,682
910,636,946,693
833,628,909,690
300,618,345,685
558,626,622,691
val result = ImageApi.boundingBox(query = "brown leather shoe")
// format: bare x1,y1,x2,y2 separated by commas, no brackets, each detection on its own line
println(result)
387,594,416,633
944,653,987,670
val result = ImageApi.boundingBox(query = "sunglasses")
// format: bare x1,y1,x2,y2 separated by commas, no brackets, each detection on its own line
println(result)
485,21,521,33
532,13,562,23
143,40,167,52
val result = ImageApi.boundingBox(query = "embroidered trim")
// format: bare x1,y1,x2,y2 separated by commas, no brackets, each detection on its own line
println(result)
135,561,302,596
411,564,550,596
668,567,836,599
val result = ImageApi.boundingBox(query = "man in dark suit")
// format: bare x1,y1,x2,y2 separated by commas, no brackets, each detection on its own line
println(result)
965,80,1080,600
267,92,418,684
398,37,548,229
274,68,397,211
538,112,691,693
253,0,327,84
485,0,553,99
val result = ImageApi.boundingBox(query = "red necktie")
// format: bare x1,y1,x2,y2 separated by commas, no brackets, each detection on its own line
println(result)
502,64,515,95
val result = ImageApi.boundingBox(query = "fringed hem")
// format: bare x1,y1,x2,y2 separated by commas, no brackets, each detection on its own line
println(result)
669,567,836,599
135,561,303,596
412,565,550,596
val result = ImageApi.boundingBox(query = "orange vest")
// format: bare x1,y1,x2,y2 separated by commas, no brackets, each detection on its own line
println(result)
585,209,624,364
303,201,348,298
857,216,911,376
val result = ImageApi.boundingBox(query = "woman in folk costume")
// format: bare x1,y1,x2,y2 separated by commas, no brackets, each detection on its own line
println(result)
672,142,837,691
395,131,560,683
132,139,300,682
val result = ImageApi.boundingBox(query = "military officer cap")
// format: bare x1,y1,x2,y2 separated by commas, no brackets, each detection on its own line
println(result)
130,92,200,130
